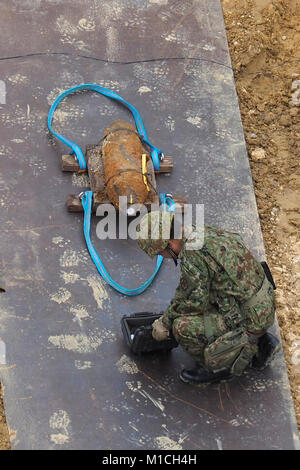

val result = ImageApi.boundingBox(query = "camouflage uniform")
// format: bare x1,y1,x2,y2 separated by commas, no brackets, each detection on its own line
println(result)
137,214,275,376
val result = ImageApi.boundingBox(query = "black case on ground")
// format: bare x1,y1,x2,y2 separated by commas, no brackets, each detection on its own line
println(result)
121,312,178,355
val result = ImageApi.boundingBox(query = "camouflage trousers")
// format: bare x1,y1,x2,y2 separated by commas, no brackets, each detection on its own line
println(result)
171,281,275,375
172,310,258,375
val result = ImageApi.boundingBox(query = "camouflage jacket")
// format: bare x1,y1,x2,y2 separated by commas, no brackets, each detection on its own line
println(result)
161,225,265,330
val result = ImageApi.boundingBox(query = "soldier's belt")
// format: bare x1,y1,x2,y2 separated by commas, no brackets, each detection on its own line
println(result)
223,309,246,331
223,276,272,333
241,276,272,310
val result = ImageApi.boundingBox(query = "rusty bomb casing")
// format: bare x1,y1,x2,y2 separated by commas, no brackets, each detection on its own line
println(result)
102,120,151,210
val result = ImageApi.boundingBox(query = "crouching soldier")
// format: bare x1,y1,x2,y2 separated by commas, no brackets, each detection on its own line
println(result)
136,211,280,385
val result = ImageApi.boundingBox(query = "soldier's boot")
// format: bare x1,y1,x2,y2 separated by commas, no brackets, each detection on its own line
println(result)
179,366,232,385
251,332,280,370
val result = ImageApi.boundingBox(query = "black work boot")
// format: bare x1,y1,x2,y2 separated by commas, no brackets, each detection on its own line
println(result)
179,366,232,385
251,332,281,370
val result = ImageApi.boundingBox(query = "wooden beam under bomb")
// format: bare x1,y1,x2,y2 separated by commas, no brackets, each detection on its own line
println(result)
61,153,173,174
66,193,187,213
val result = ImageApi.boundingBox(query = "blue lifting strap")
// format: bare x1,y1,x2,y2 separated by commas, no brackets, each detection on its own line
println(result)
81,191,175,296
47,83,163,171
48,84,175,295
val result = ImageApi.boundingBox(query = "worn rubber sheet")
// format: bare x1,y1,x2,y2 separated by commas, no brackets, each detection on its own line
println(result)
0,0,299,450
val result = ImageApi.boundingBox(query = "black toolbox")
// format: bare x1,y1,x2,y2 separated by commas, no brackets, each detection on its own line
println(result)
121,312,178,355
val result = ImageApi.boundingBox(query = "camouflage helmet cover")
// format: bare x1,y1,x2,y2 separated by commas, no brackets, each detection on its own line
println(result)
137,210,174,258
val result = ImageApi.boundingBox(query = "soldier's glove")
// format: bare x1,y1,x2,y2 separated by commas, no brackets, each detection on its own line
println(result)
152,317,170,342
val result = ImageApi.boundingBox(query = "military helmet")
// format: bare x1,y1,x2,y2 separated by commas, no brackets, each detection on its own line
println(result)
137,210,174,258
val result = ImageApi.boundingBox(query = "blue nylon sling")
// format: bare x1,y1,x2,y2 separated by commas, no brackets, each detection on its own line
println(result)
47,83,163,171
48,84,175,295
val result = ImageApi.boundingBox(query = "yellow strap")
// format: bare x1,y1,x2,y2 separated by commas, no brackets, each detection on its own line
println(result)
142,154,150,192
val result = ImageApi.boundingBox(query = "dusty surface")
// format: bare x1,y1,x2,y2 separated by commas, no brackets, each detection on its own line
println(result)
221,0,300,429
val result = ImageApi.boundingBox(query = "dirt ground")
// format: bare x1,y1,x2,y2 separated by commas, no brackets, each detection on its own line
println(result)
0,385,10,449
221,0,300,429
0,0,299,450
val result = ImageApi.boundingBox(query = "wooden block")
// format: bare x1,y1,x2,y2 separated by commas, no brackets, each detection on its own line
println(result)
156,156,173,174
171,194,188,212
61,145,96,172
61,154,80,172
86,145,106,193
66,194,83,212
